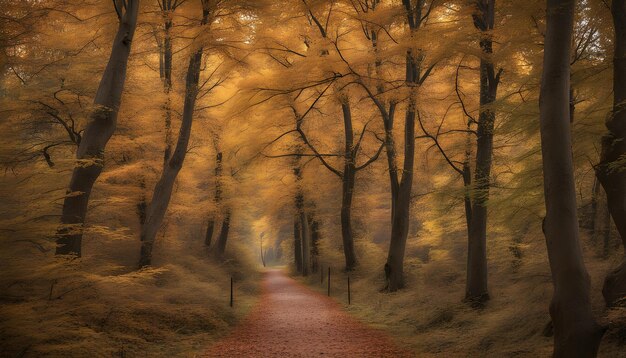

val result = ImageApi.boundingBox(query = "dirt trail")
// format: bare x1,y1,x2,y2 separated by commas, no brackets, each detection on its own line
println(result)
204,269,412,357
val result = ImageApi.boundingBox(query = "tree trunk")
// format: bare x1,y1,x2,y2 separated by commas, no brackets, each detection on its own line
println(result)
465,0,500,306
204,151,223,247
309,217,320,272
463,131,473,237
590,176,601,234
204,220,216,247
214,211,230,256
383,114,399,224
341,167,357,271
383,1,424,292
340,101,358,271
294,217,303,273
539,0,605,355
136,176,147,227
598,0,626,307
385,87,415,291
56,1,139,256
292,152,309,273
300,211,310,276
162,17,173,164
138,40,205,268
590,181,611,255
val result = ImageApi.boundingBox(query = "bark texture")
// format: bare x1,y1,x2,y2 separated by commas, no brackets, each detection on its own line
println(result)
598,0,626,307
465,0,501,305
384,0,422,291
539,0,605,355
340,101,358,271
56,1,139,256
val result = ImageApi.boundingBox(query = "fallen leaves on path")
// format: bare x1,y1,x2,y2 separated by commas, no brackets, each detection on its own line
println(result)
204,269,413,357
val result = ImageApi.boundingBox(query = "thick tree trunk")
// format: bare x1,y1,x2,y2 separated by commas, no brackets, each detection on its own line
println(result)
383,116,399,224
340,101,358,271
383,1,424,292
386,48,417,290
598,0,626,307
56,1,139,256
341,167,357,271
385,90,415,291
540,0,605,355
214,211,230,256
138,44,204,268
294,217,303,273
465,104,493,304
465,0,500,306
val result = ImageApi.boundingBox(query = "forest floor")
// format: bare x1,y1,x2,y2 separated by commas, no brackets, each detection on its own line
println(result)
203,268,412,357
295,229,626,358
0,251,262,357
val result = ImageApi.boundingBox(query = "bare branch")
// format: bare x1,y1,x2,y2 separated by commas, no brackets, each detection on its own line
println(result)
355,141,384,171
416,111,464,176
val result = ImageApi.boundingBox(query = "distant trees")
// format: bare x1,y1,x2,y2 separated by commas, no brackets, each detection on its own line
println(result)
56,0,139,256
539,0,605,355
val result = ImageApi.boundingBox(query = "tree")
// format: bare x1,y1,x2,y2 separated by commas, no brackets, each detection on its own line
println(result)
381,0,437,291
214,209,231,256
293,94,384,271
539,0,605,355
156,0,185,163
465,0,502,305
139,0,210,267
55,0,140,256
597,0,626,307
204,151,223,247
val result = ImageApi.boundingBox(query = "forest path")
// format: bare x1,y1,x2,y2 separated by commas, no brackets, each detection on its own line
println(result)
203,268,412,357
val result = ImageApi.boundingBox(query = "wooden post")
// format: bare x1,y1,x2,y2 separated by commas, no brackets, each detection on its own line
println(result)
320,265,324,284
348,276,351,305
327,267,331,297
230,276,233,307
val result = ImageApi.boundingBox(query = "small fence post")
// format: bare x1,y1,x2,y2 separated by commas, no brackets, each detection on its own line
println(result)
230,276,233,307
327,267,331,297
320,265,324,284
348,276,351,305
